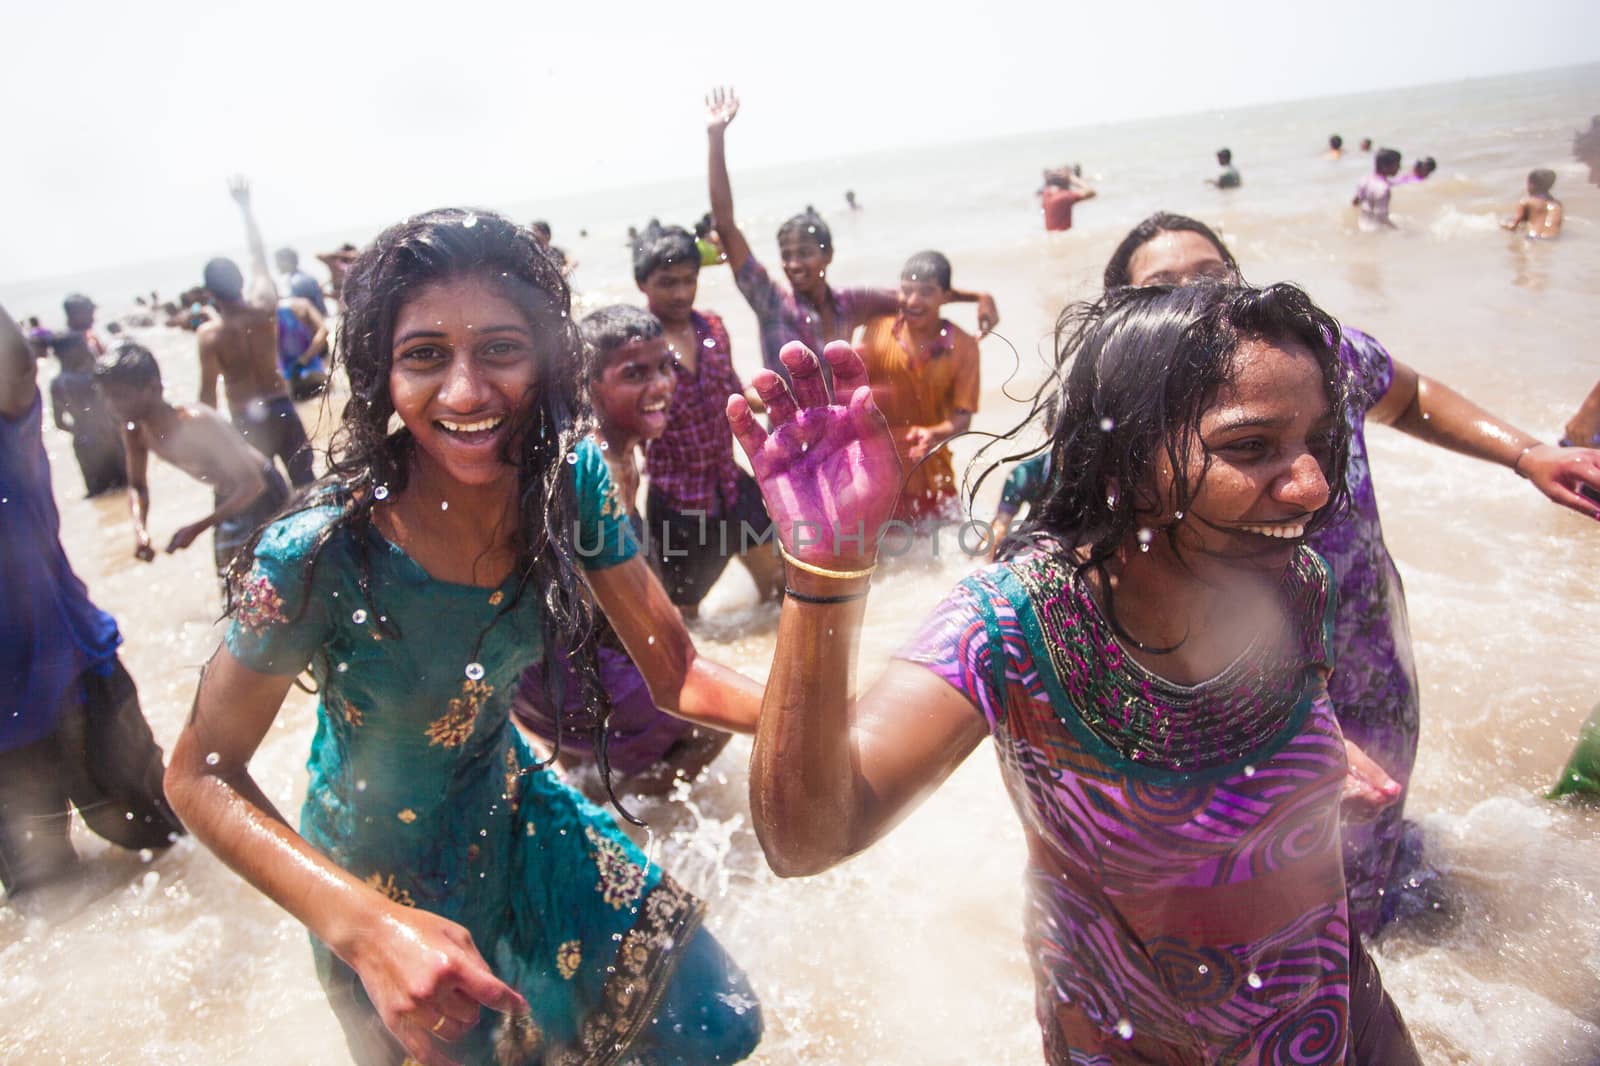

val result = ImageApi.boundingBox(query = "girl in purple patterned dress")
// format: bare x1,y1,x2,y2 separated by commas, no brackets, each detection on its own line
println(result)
1100,212,1600,934
727,284,1419,1063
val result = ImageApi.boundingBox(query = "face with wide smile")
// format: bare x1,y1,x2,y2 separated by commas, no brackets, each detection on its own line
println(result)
1125,230,1238,287
898,277,944,327
779,232,831,298
388,275,540,489
1151,336,1335,572
592,337,676,446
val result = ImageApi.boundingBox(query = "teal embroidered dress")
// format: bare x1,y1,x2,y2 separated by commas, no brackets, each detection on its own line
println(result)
225,440,760,1066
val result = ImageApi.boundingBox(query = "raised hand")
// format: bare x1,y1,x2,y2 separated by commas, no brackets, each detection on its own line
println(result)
227,175,251,208
726,341,902,571
705,86,740,133
350,902,530,1066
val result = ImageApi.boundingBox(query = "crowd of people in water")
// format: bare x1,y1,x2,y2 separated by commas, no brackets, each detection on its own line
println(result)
5,91,1600,1065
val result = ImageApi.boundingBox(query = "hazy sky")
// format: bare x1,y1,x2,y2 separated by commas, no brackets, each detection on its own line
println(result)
5,0,1600,283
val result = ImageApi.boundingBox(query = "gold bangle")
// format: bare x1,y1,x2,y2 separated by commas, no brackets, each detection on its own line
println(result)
778,544,876,581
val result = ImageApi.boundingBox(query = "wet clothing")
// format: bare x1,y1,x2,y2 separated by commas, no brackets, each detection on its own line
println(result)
213,463,290,574
48,370,127,496
0,390,182,895
225,439,759,1065
1042,187,1089,231
233,394,315,487
854,315,979,523
1315,329,1420,934
275,303,326,401
0,658,185,896
1354,174,1392,229
900,544,1418,1064
732,254,897,383
646,471,772,608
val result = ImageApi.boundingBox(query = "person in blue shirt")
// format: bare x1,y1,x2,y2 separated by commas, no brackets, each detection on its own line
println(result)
0,303,184,899
274,246,328,315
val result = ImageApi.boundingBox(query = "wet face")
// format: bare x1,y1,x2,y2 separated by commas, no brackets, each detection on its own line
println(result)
591,337,675,445
779,232,831,296
637,260,700,325
1125,231,1237,287
388,275,540,489
1150,337,1334,572
898,277,946,326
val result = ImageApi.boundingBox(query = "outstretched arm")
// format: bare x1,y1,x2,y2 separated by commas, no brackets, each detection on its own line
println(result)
941,288,1000,336
1370,358,1600,519
169,652,527,1066
0,303,37,419
229,177,279,310
728,342,988,876
705,87,753,273
587,557,763,733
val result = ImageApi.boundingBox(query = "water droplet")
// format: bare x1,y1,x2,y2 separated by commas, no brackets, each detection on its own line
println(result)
1173,510,1184,519
1198,964,1209,975
479,828,488,837
336,661,349,673
356,779,367,791
646,635,655,645
1246,972,1262,989
1099,417,1115,432
139,849,154,863
566,452,579,464
373,485,390,500
440,500,449,511
1115,1018,1133,1040
1243,764,1256,777
462,213,478,228
599,440,609,450
126,421,137,432
1137,528,1154,544
205,752,220,766
465,662,486,681
702,337,716,348
352,609,369,624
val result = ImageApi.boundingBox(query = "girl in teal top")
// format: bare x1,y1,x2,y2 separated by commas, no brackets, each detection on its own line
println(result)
167,209,763,1066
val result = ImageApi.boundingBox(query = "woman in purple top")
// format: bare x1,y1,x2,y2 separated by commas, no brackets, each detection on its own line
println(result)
1100,212,1600,934
727,284,1419,1063
704,87,999,385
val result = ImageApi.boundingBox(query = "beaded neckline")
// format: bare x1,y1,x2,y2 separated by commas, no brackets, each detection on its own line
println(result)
1009,547,1330,773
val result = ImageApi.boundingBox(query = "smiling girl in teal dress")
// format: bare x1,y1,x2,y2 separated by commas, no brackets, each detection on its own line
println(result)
165,210,763,1066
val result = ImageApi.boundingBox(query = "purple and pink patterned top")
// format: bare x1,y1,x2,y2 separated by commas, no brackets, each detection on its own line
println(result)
732,255,898,379
1309,328,1419,935
900,545,1355,1064
644,310,744,515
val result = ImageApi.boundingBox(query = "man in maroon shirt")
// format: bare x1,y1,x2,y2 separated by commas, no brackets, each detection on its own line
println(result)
633,223,785,616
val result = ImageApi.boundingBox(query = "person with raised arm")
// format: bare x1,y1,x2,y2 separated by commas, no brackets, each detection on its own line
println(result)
196,178,316,487
730,286,1419,1062
705,87,998,388
0,304,184,900
164,211,762,1066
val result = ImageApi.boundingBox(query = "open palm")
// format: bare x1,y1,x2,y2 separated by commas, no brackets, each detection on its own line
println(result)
705,86,740,132
727,342,903,569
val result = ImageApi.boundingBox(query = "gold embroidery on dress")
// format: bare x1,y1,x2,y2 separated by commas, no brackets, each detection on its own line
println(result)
585,826,646,910
365,872,415,907
340,699,365,727
556,939,582,980
426,679,493,748
488,590,505,606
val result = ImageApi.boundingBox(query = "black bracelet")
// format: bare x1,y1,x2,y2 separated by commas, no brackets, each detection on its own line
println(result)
783,586,868,606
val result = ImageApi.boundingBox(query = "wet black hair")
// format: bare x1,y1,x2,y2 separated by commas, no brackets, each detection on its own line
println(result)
969,284,1353,641
93,339,162,390
1375,148,1402,171
900,250,952,290
203,257,245,303
530,220,552,241
1102,212,1242,290
631,224,700,285
1216,148,1232,166
777,208,832,253
693,213,713,239
580,305,663,377
1329,135,1343,149
221,208,641,820
1529,168,1557,194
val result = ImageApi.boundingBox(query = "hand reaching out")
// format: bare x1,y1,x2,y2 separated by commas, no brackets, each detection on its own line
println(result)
706,87,740,134
227,175,251,209
1516,443,1600,520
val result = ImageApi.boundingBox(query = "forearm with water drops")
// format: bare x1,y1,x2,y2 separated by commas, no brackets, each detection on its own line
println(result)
1394,375,1541,468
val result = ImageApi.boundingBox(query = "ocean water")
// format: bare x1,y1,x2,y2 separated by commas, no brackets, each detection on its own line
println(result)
4,62,1600,1064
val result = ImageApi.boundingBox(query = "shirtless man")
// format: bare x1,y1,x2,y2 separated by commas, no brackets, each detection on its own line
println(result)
95,341,287,577
1502,169,1564,239
196,178,315,487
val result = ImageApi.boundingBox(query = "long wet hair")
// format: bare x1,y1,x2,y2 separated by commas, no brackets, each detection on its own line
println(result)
223,208,637,817
1102,212,1241,290
973,285,1353,632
